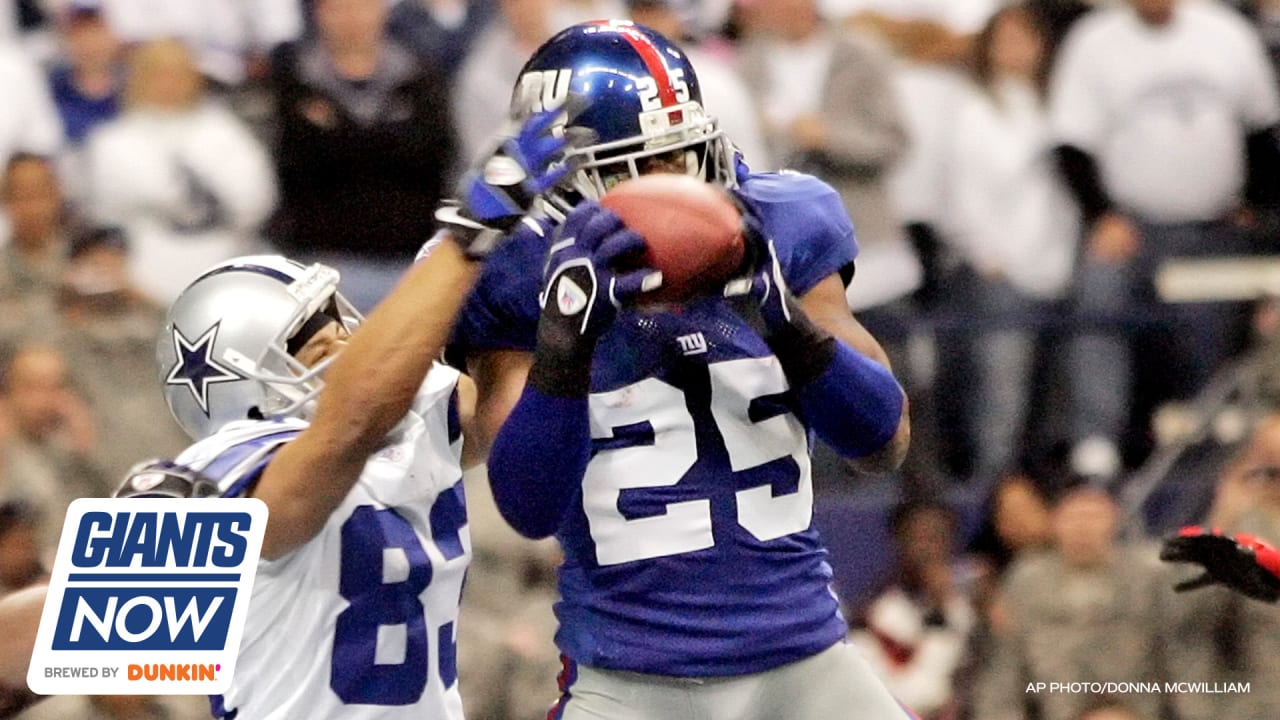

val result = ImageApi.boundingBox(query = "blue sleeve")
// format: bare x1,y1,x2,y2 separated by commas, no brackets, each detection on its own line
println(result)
446,222,547,365
486,387,589,538
796,342,903,458
739,172,857,295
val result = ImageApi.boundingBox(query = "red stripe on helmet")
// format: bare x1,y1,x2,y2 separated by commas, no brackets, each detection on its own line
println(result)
589,20,679,107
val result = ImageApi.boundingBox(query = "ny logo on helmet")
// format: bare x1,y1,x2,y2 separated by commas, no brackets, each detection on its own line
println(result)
516,69,572,114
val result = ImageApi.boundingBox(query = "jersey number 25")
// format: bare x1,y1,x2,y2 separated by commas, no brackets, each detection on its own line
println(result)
585,356,812,566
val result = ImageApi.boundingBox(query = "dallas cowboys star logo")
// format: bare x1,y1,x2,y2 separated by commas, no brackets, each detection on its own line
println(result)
166,322,242,415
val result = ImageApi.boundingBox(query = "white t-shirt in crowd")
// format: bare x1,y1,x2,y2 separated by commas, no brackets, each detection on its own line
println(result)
97,0,303,85
818,0,996,33
760,32,834,132
945,79,1079,298
0,45,63,167
812,0,1001,226
1050,0,1280,223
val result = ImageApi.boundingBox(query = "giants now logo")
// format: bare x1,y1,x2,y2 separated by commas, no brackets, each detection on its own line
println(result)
28,498,266,696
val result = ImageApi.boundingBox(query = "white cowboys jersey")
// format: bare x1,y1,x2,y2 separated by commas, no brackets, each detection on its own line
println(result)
175,364,470,720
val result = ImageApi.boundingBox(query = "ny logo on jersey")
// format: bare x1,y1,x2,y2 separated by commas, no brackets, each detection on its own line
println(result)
676,332,707,356
165,323,242,415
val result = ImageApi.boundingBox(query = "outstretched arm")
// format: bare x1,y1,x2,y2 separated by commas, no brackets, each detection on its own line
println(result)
254,101,582,559
254,240,480,559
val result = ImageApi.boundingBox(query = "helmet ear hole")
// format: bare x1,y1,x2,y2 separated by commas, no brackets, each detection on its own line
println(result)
247,406,264,421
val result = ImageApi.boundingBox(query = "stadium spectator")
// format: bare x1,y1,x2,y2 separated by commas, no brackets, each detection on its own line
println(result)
972,481,1173,720
969,470,1054,579
957,469,1054,715
47,226,188,480
816,0,996,479
46,4,122,147
0,501,44,595
941,4,1078,483
738,0,926,486
0,41,62,172
1231,0,1280,82
834,0,1000,295
1049,0,1280,481
94,0,304,88
850,499,976,720
740,0,910,314
0,153,67,296
1163,413,1280,719
0,343,110,561
0,154,68,346
451,0,562,165
387,0,498,79
81,38,275,305
266,0,456,312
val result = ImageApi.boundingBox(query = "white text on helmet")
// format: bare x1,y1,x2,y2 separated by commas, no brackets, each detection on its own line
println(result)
516,69,572,114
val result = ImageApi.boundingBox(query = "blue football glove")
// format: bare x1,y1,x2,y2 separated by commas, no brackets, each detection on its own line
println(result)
530,201,662,395
436,95,592,259
723,197,836,386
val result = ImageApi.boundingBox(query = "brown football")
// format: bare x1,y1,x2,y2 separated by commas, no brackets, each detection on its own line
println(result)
600,174,745,305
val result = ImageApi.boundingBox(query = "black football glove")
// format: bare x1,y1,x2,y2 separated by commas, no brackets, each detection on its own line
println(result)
1160,526,1280,603
436,95,593,259
531,201,661,396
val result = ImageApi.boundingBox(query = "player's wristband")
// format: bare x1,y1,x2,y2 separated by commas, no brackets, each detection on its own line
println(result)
797,341,904,458
529,313,596,397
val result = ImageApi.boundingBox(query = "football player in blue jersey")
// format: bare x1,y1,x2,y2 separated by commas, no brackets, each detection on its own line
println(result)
441,19,915,720
137,102,583,719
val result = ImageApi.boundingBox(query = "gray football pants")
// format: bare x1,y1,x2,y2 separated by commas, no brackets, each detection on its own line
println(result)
547,641,918,720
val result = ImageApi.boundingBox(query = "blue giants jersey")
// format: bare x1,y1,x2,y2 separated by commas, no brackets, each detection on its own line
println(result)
453,171,857,677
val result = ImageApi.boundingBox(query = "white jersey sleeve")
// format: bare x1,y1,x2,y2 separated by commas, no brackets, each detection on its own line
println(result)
179,365,469,720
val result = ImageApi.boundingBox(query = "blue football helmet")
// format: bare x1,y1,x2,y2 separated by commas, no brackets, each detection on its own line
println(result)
157,255,362,441
513,20,736,206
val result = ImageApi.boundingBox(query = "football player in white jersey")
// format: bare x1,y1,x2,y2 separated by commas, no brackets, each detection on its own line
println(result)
0,97,582,720
155,247,476,720
145,101,581,719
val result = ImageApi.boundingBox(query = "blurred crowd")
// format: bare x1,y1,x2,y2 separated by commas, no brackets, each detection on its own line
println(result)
0,0,1279,718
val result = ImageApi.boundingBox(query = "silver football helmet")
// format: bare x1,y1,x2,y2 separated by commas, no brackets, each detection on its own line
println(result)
157,255,362,440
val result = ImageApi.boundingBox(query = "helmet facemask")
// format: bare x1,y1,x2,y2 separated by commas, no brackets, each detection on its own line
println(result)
215,264,362,422
542,100,738,215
